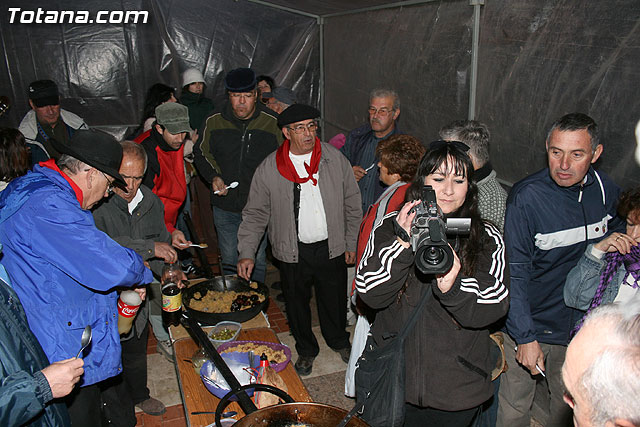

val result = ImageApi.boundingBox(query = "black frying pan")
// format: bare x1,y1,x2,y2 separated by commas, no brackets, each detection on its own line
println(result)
182,276,269,325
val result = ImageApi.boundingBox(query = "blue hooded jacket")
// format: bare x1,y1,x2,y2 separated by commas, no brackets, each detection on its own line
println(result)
0,165,153,386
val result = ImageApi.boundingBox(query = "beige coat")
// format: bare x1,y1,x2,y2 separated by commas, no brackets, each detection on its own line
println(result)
238,142,362,263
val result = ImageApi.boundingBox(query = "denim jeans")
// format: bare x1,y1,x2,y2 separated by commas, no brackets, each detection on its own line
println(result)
472,376,500,427
212,205,267,283
148,281,169,342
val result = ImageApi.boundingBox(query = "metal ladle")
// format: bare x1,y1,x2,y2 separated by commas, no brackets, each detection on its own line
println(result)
76,325,92,358
217,255,228,291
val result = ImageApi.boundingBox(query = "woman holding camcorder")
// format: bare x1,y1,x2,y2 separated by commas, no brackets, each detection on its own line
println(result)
355,141,510,426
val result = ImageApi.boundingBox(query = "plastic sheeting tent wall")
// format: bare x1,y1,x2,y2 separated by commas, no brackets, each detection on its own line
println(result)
1,0,639,188
0,0,319,134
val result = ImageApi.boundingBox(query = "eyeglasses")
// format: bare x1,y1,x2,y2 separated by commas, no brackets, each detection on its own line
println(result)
261,98,277,106
288,122,318,135
368,107,395,117
100,171,115,195
229,92,256,99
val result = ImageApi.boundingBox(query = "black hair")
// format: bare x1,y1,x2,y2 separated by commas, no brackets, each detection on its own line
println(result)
546,113,599,152
406,143,485,275
130,83,175,138
256,75,276,91
142,84,175,122
0,127,29,181
181,82,206,96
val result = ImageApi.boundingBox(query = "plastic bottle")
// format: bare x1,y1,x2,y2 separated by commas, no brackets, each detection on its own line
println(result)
161,262,183,327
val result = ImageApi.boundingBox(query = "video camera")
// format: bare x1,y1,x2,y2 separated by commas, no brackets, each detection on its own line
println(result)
410,186,471,275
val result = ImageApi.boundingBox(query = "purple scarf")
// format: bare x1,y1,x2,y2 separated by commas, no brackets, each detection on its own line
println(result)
571,244,640,337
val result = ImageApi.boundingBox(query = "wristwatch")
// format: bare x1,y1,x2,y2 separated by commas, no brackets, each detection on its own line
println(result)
393,218,411,244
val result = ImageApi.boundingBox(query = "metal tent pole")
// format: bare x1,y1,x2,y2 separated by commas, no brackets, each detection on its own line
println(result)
245,0,319,18
468,0,484,120
319,16,325,141
322,0,441,18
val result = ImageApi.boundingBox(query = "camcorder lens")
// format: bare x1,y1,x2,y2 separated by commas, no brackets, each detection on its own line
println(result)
423,246,445,266
415,244,453,275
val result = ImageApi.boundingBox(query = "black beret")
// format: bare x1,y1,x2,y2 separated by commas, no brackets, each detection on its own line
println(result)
278,104,320,128
224,68,256,92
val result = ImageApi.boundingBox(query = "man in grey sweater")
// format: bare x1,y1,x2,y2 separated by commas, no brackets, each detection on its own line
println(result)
92,141,178,418
440,119,508,232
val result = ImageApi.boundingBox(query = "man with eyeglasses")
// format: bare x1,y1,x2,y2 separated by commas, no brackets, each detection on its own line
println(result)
340,89,403,326
237,104,361,376
194,67,283,284
93,141,179,419
340,88,403,215
0,129,153,426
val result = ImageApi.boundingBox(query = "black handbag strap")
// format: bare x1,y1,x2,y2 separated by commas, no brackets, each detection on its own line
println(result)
397,281,431,341
338,282,431,427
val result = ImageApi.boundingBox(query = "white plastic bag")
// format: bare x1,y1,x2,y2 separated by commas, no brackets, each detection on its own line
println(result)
344,314,370,397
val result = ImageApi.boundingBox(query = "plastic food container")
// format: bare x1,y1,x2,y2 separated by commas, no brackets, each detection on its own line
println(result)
216,340,292,372
200,352,255,399
207,321,242,348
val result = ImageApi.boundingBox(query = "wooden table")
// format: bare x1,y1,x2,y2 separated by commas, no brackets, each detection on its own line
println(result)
173,327,312,427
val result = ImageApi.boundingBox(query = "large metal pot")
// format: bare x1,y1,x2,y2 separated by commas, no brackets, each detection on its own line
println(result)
182,276,269,325
231,402,369,427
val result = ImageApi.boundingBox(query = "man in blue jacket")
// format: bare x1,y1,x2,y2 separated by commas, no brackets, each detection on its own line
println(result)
497,113,622,427
340,88,402,215
0,129,153,426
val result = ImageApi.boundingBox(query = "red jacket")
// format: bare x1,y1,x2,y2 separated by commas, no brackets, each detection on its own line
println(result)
353,181,410,294
136,129,186,233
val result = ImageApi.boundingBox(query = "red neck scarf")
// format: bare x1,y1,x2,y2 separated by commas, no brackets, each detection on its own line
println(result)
40,159,84,207
276,137,322,186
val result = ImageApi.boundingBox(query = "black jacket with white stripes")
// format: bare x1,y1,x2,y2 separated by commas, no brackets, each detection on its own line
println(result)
356,213,509,411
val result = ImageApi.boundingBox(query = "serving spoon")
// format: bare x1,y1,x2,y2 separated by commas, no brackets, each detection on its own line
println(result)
213,181,239,195
76,325,92,358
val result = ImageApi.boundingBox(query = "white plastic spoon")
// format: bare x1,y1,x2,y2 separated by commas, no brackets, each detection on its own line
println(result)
188,243,209,248
213,181,239,195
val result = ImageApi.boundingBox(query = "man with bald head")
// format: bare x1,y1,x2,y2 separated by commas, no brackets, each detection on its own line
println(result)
562,297,640,426
92,141,178,418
